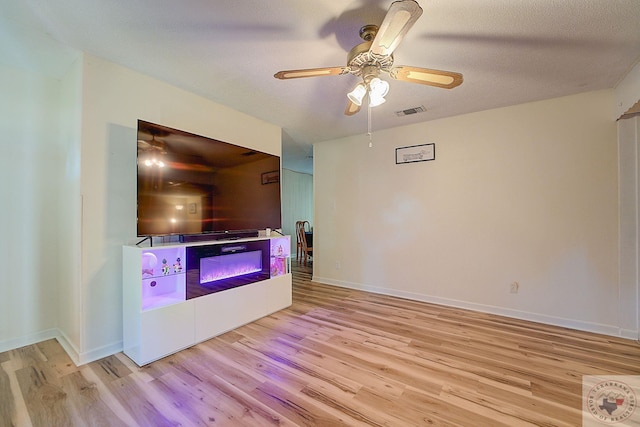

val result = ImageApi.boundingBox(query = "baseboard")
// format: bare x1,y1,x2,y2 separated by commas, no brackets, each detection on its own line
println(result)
55,329,81,366
618,328,640,341
313,275,639,341
0,329,58,354
57,332,122,366
75,340,123,366
0,330,123,367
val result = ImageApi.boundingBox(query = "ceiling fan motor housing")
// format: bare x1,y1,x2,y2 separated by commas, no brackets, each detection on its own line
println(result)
359,24,378,41
347,41,394,80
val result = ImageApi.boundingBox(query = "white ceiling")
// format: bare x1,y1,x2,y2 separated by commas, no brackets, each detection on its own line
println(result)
3,0,640,173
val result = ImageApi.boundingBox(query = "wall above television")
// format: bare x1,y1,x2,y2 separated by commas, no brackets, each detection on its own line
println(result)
137,120,282,237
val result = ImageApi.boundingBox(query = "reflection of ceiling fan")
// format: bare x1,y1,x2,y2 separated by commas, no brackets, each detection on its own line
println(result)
274,0,463,115
137,134,167,154
137,134,168,168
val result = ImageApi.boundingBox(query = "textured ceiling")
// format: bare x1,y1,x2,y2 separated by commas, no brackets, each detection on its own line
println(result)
3,0,640,173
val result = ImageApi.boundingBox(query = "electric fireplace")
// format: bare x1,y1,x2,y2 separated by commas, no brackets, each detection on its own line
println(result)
186,240,270,299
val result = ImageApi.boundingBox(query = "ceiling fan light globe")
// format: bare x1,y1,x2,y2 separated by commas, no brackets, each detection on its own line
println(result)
369,93,387,107
369,78,389,98
347,83,367,106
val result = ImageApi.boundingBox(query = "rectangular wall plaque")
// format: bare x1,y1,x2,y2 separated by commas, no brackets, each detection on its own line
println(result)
261,170,280,185
395,143,435,164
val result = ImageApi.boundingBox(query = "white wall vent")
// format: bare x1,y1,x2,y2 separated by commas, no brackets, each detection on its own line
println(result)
395,105,427,117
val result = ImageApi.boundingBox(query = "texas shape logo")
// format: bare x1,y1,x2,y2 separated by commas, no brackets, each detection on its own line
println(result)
587,380,637,424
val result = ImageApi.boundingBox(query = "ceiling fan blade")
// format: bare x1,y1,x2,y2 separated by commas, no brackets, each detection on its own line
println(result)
274,67,349,80
390,66,463,89
344,99,361,116
370,0,423,57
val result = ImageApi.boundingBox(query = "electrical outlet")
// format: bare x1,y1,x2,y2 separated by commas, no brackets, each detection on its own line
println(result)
335,261,341,270
510,282,519,294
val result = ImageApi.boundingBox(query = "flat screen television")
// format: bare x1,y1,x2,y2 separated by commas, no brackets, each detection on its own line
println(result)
136,120,282,237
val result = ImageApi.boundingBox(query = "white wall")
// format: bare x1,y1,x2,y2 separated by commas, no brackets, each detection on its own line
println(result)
616,65,640,340
618,115,639,339
56,56,83,358
0,63,63,350
75,54,281,363
313,90,632,337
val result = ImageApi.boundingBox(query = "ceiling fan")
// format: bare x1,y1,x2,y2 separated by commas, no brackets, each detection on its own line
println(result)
137,131,168,168
137,134,167,153
274,0,463,116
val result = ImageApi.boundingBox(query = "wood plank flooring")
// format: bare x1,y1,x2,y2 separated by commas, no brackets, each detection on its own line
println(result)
2,263,639,426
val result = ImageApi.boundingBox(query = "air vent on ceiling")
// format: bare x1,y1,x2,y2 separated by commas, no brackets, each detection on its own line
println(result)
395,105,427,117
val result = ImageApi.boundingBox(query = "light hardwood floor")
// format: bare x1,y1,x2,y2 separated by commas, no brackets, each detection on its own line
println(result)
2,263,639,426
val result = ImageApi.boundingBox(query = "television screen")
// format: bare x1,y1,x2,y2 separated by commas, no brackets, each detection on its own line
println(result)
137,120,282,237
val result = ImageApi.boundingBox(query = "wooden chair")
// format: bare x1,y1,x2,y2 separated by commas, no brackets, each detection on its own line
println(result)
295,221,303,262
296,221,313,266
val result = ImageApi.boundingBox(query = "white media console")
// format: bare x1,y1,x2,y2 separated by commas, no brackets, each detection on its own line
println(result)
122,235,292,366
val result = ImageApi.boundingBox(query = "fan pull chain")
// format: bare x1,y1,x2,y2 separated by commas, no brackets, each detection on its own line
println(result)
367,103,373,148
